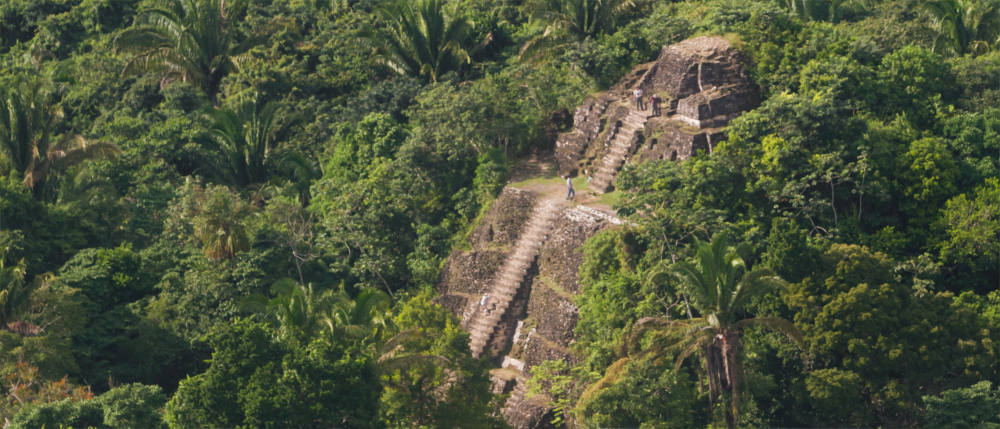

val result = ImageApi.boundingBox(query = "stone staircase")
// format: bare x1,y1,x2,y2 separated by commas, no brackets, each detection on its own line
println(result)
468,199,560,358
501,374,539,425
589,107,648,193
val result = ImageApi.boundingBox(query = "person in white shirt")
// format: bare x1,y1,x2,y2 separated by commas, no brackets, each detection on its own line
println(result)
633,87,645,110
566,175,575,200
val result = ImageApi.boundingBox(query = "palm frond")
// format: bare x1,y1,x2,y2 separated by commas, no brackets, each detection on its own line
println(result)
579,357,629,404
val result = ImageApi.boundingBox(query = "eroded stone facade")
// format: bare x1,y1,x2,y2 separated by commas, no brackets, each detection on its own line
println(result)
556,36,759,182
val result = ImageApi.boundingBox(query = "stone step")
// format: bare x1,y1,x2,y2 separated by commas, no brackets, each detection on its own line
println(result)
511,254,535,265
602,151,624,163
605,156,626,166
500,271,524,283
468,199,562,358
497,278,521,290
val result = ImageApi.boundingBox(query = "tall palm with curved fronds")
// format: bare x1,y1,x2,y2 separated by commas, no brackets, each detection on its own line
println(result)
202,98,287,189
264,279,337,342
363,0,475,82
594,233,801,429
518,0,635,61
923,0,1000,56
323,287,392,344
114,0,248,105
244,280,392,345
540,0,636,40
0,81,118,196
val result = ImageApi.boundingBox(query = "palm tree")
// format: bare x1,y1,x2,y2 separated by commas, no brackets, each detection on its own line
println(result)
596,233,801,429
0,256,30,330
923,0,1000,56
202,98,287,189
518,0,634,61
362,0,475,82
538,0,636,40
189,183,252,260
114,0,248,105
264,279,337,342
244,280,391,344
323,287,392,343
0,81,118,196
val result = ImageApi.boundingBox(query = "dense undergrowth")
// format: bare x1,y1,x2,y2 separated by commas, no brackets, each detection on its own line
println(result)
0,0,997,427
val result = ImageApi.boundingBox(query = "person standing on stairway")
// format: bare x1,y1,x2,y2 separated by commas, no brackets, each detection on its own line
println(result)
566,175,575,200
650,93,661,116
633,87,644,110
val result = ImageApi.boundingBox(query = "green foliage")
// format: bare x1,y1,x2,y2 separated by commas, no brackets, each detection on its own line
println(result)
0,77,119,196
57,244,194,389
201,98,291,189
379,289,502,427
922,0,1000,56
114,0,250,104
876,45,955,126
363,0,476,82
762,217,821,284
577,358,703,428
574,230,641,368
924,380,1000,428
526,0,637,41
322,112,408,187
0,360,95,424
166,181,253,261
525,359,577,425
165,319,381,428
940,107,1000,187
8,397,104,429
779,0,871,23
786,243,997,426
145,243,274,340
57,244,150,312
897,137,959,227
951,52,1000,111
934,178,1000,293
0,255,30,328
95,383,168,429
664,233,799,428
2,0,1000,427
803,368,866,426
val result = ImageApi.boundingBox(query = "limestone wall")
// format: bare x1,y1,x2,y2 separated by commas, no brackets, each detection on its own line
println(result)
437,187,536,326
555,36,759,177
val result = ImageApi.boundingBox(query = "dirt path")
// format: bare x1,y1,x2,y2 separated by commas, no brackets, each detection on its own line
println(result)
507,153,621,220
